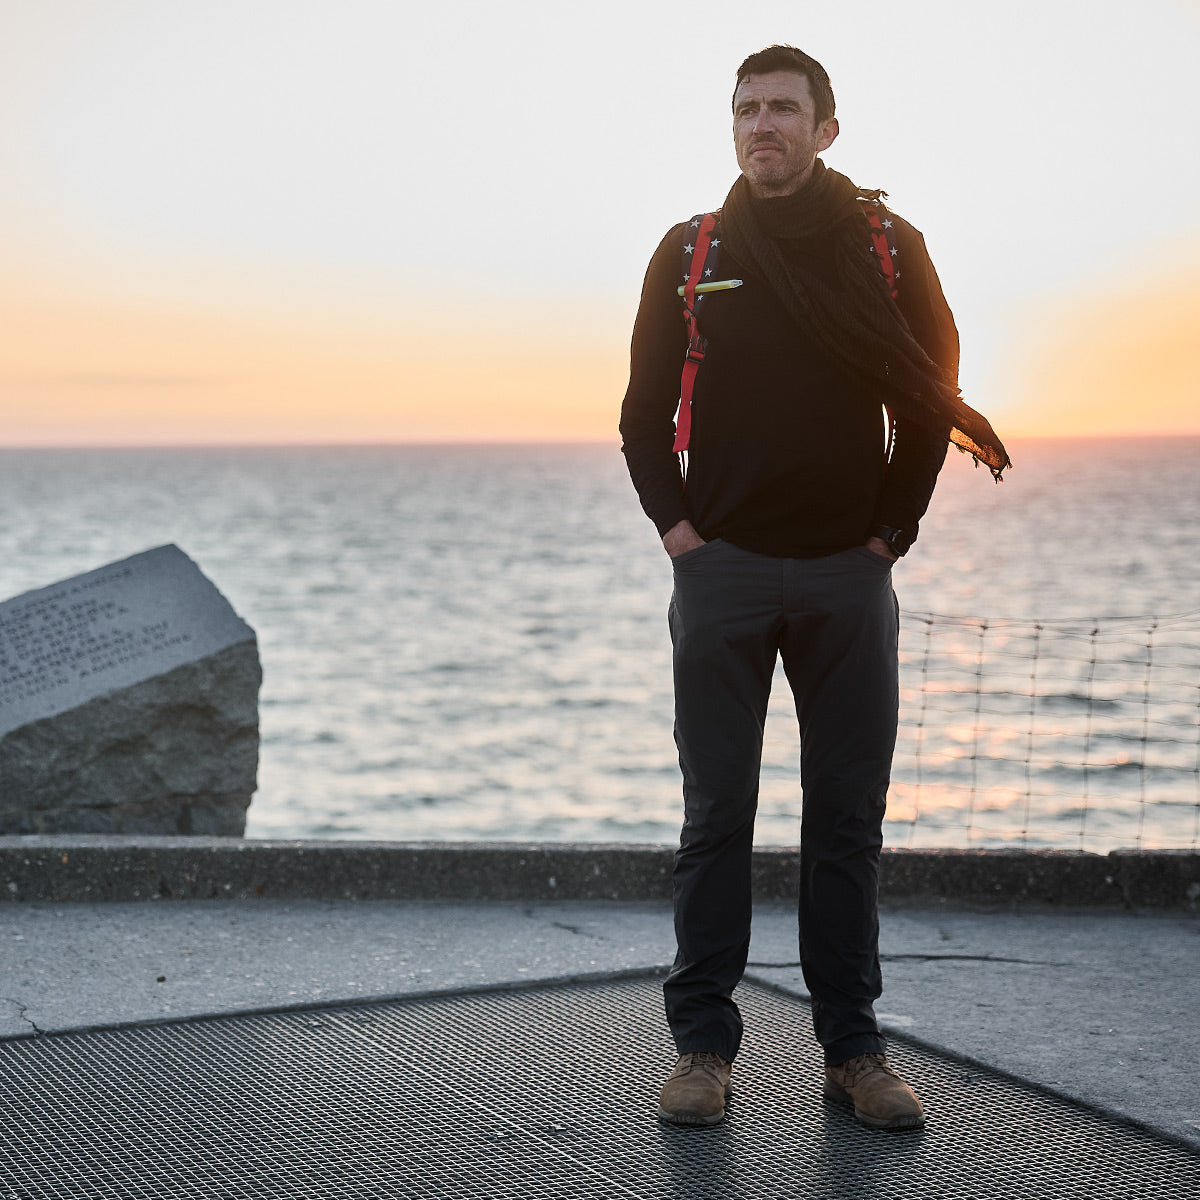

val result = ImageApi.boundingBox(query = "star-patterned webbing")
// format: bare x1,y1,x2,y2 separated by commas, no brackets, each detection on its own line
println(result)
860,198,899,300
859,197,899,460
673,212,720,454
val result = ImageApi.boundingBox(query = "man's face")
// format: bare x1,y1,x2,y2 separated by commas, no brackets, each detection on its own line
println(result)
732,71,839,198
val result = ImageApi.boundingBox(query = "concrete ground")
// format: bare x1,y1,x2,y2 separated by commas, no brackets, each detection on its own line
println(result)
2,896,1197,1152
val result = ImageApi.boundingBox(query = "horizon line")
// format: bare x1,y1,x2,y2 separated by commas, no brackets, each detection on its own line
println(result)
2,431,1199,452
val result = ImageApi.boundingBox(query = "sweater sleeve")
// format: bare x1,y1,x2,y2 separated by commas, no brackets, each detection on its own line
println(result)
870,219,957,540
618,225,691,538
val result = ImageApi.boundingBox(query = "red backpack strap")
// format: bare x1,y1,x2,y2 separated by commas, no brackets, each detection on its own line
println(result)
858,196,898,299
858,196,901,460
673,213,720,454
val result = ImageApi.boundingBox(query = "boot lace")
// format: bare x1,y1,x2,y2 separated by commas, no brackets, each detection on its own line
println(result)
682,1052,728,1075
840,1053,898,1086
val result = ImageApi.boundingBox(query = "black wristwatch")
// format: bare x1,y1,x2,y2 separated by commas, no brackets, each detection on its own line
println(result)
869,524,914,557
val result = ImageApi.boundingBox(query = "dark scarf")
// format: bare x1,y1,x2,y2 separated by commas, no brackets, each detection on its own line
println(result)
720,161,1011,478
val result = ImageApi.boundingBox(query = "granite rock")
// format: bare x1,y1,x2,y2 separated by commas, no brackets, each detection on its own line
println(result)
0,546,261,835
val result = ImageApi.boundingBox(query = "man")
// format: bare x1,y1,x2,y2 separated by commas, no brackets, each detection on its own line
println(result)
619,45,1008,1131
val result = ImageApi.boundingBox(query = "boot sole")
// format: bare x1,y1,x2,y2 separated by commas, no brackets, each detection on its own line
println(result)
657,1106,725,1126
852,1109,925,1131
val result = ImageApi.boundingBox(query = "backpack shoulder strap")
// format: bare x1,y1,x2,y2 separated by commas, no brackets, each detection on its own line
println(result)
673,213,721,454
858,195,900,461
858,196,899,299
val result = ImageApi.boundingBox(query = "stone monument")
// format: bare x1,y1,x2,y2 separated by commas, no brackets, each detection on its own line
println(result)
0,545,262,835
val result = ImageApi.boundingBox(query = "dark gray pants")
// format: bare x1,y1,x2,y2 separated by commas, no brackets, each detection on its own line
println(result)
664,539,899,1066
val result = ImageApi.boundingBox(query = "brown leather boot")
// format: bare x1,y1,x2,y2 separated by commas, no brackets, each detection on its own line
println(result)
824,1053,925,1130
657,1052,732,1126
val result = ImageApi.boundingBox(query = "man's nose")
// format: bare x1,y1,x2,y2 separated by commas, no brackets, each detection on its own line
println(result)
751,107,774,132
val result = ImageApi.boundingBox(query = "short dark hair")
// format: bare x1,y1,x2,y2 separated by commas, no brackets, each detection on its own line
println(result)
732,45,836,126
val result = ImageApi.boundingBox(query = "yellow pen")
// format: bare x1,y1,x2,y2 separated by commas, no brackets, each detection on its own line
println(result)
676,279,744,297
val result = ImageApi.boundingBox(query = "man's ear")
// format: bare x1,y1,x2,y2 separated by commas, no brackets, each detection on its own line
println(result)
817,116,839,153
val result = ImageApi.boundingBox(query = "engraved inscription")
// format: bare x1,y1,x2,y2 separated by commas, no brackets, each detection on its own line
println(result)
0,571,196,710
0,546,254,734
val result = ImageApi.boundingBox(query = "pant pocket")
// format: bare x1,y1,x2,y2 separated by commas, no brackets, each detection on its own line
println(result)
670,537,727,569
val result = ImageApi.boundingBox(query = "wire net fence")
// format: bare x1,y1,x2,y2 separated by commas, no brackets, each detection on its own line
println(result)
886,608,1200,852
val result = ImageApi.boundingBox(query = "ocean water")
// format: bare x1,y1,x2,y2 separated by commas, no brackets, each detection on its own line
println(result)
0,437,1196,850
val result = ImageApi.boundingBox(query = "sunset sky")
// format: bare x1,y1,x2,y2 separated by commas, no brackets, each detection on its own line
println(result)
2,0,1198,445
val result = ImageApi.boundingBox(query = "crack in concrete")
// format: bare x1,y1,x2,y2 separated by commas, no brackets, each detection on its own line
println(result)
748,954,1067,968
551,921,590,937
1,997,44,1036
882,953,1068,966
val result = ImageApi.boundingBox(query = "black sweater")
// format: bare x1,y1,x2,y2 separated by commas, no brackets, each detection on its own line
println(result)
619,210,956,557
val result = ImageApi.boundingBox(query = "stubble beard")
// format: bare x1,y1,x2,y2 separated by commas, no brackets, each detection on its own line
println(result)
743,155,810,199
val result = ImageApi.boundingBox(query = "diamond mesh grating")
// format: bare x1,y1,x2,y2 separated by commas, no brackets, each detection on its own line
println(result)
1,976,1196,1199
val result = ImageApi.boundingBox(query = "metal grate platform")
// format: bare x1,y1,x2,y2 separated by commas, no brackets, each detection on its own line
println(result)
1,976,1196,1199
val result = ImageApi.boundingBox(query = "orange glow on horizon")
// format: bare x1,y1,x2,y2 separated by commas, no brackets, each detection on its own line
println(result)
0,290,630,445
1002,274,1200,439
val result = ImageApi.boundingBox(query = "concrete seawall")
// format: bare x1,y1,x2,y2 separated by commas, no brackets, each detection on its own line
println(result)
3,836,1198,908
